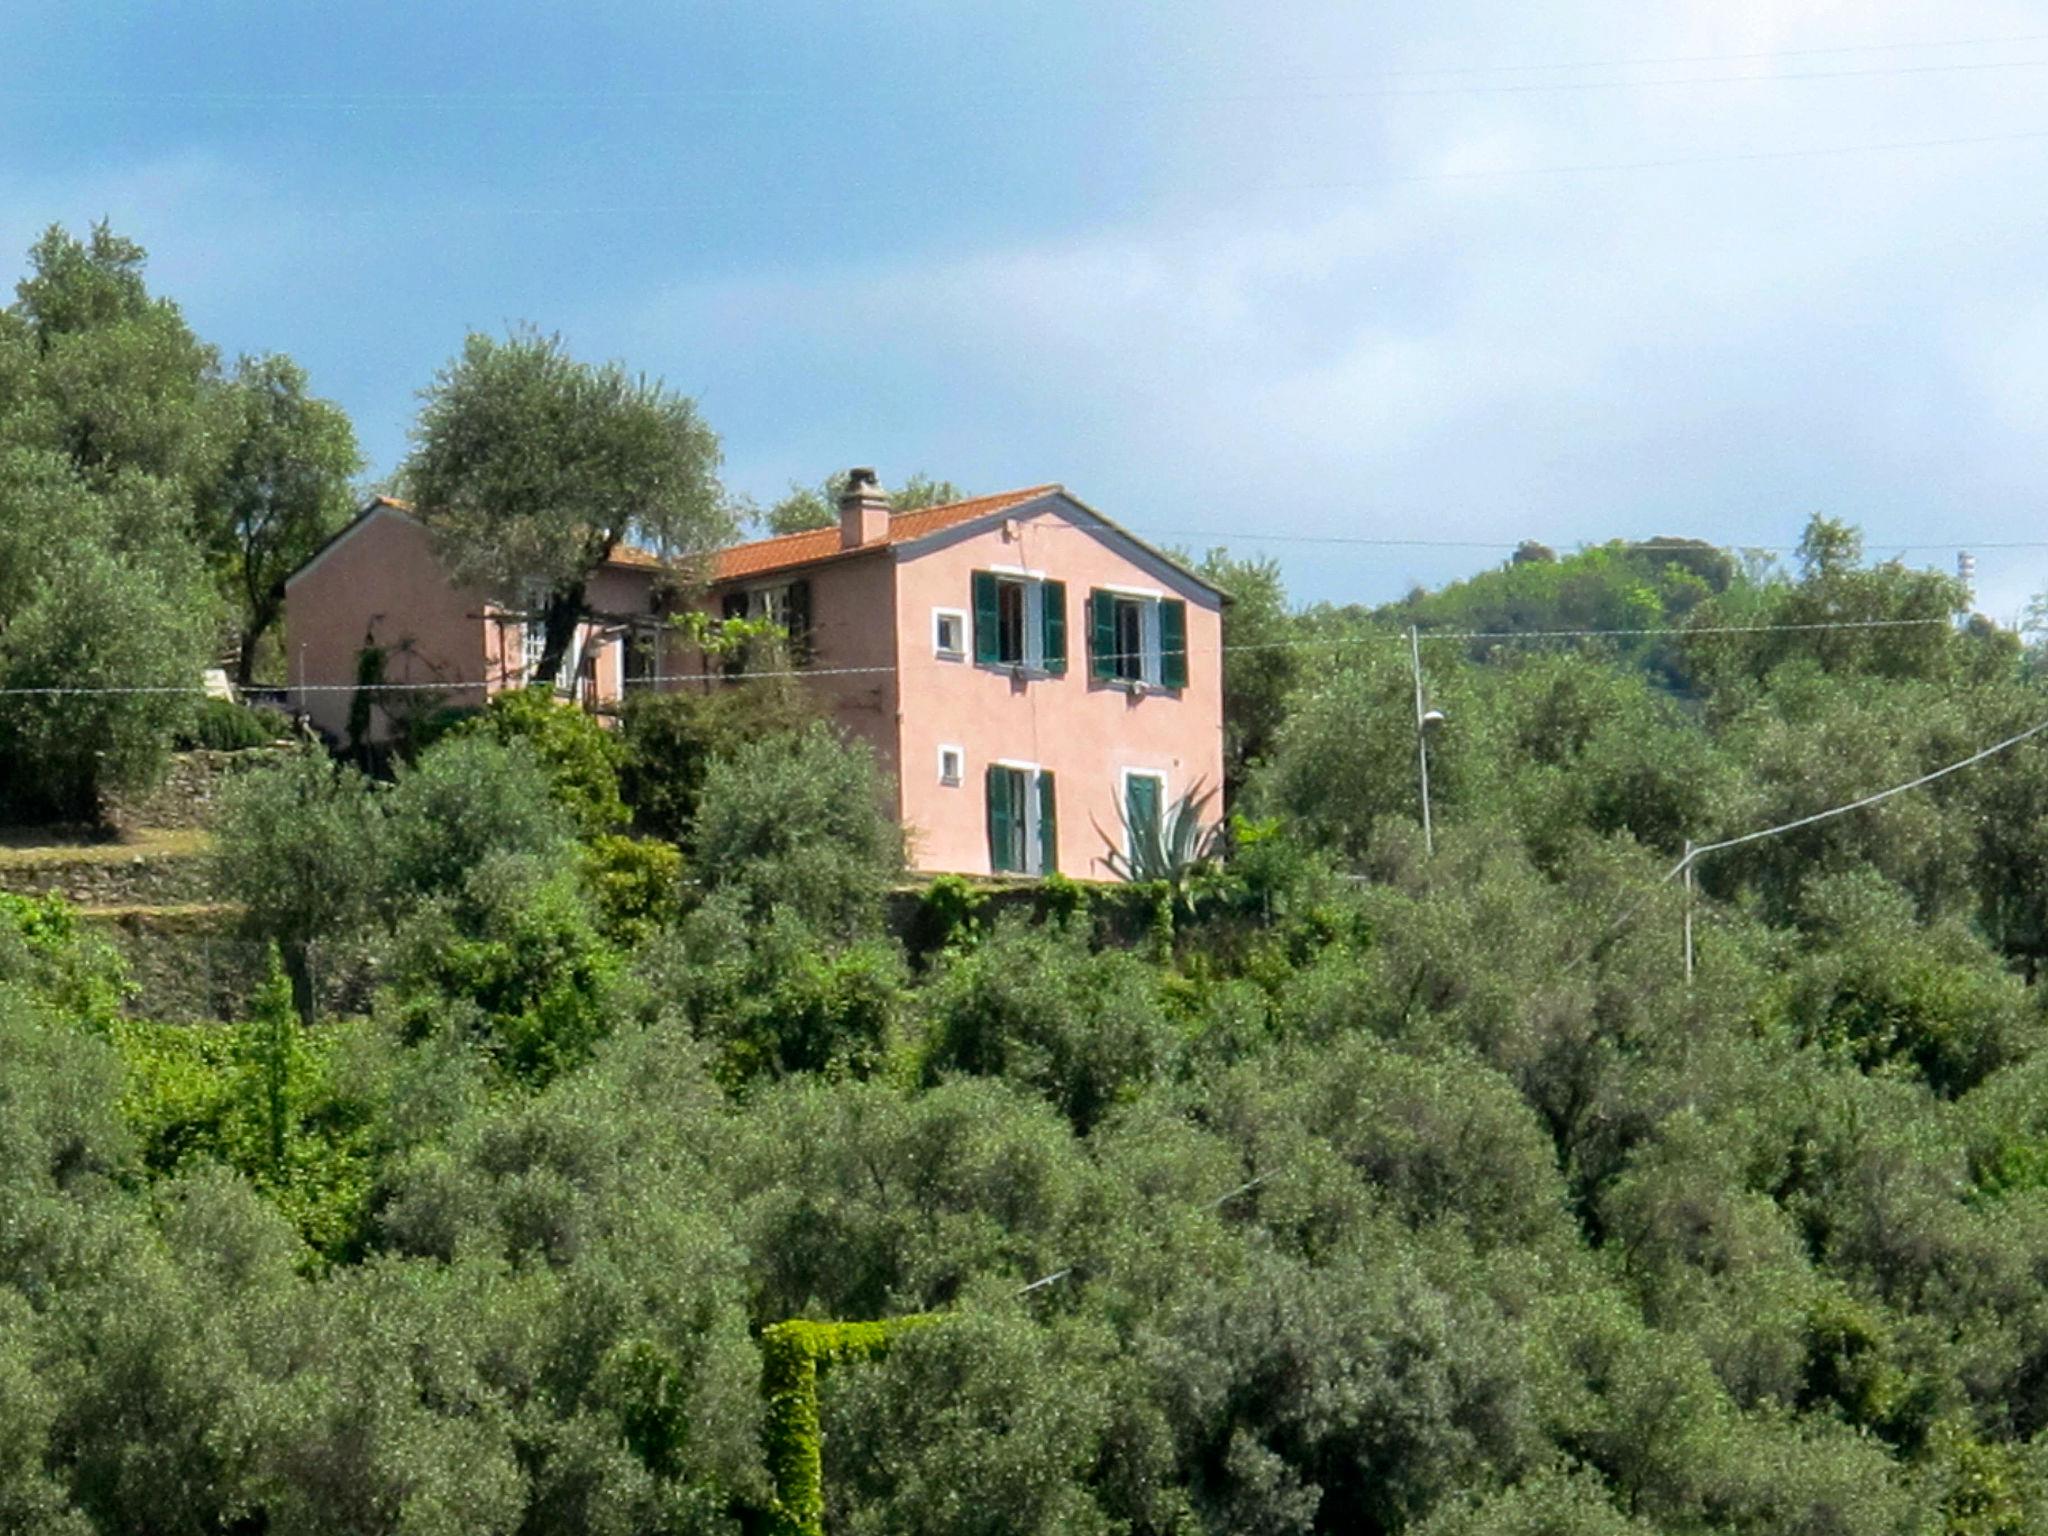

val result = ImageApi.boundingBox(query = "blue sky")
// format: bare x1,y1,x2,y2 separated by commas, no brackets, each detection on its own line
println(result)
7,2,2048,615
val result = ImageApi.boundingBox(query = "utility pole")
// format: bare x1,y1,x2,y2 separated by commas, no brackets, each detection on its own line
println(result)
1410,625,1434,857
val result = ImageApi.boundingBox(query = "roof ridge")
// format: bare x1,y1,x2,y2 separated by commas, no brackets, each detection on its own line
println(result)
717,483,1061,554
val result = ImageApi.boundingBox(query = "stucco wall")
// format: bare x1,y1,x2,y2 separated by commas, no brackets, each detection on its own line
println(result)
290,510,664,738
690,554,903,782
285,509,487,740
890,508,1224,879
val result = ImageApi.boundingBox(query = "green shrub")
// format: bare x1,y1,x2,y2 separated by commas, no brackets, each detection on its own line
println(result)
618,678,818,842
641,895,908,1085
691,723,903,938
176,696,281,751
907,873,989,959
392,855,621,1086
581,833,683,945
0,891,131,1028
919,914,1177,1132
453,687,626,837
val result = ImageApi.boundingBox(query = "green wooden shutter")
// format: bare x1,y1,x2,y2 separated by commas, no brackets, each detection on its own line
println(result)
1036,771,1057,874
1126,774,1162,868
786,579,812,664
1041,581,1066,674
973,572,1001,664
986,764,1017,873
1159,599,1188,689
1089,590,1117,680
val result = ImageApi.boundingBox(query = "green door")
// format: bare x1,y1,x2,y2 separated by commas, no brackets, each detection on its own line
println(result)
987,764,1028,873
1125,774,1163,871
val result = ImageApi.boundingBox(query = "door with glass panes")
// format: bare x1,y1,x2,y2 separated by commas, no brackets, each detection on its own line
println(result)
986,764,1056,874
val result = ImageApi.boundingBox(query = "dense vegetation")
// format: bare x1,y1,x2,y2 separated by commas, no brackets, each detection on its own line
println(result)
12,224,2048,1533
0,225,359,817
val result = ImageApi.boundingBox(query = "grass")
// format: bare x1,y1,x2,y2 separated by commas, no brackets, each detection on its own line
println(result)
0,828,213,869
77,901,240,924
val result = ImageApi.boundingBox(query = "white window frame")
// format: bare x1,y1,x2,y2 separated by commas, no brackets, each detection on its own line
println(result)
937,744,964,786
1120,768,1169,866
993,757,1051,876
933,608,967,660
989,577,1047,672
1104,592,1161,687
744,583,793,626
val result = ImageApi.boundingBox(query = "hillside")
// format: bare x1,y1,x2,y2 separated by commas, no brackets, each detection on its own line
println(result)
6,520,2048,1535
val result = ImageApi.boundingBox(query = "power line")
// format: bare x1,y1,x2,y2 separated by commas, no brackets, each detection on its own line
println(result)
1127,527,2048,554
1673,714,2048,871
1566,712,2048,970
0,615,1964,697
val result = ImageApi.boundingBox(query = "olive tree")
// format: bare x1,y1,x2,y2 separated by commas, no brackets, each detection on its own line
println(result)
401,329,731,685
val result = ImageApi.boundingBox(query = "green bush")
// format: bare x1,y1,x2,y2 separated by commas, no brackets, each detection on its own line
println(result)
907,873,989,960
918,914,1177,1132
175,696,280,751
0,892,131,1029
639,894,908,1085
618,679,818,842
581,833,683,945
691,722,903,938
392,854,621,1086
453,687,627,837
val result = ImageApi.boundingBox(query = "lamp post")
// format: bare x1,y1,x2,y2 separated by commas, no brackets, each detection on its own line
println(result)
1410,626,1444,856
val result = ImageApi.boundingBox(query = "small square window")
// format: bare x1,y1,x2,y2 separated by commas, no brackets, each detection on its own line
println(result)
938,745,964,786
934,609,966,659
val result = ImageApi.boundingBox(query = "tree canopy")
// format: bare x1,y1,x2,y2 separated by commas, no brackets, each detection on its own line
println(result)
401,328,731,684
761,469,967,535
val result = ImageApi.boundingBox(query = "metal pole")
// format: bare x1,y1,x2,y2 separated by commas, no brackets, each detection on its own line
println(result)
1410,625,1434,857
1682,841,1695,983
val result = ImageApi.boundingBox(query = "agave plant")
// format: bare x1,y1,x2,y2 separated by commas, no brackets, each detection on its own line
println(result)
1097,779,1226,889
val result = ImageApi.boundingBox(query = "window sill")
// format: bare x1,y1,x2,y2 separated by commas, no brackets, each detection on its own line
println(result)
1097,677,1179,695
979,662,1066,681
935,649,967,663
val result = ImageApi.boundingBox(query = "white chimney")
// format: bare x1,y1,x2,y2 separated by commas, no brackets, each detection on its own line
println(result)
838,467,890,549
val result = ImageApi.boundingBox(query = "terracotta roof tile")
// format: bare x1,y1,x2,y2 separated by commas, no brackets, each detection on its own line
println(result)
711,485,1058,583
605,542,666,570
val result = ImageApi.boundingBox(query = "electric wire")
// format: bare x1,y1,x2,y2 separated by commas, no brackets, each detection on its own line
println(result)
0,615,1962,697
1562,712,2048,971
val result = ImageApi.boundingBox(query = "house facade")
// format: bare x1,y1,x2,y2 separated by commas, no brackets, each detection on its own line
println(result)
284,474,1225,880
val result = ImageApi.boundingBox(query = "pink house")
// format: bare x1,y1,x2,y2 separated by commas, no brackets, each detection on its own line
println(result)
284,473,1225,879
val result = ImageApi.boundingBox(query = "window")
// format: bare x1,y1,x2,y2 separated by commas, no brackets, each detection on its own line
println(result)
986,763,1057,875
938,744,964,786
623,629,658,689
1089,591,1188,690
1123,770,1165,870
971,572,1066,673
933,608,966,660
721,578,813,668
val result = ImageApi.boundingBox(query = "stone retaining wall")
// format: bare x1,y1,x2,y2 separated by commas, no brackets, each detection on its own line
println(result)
0,846,213,906
100,745,303,832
